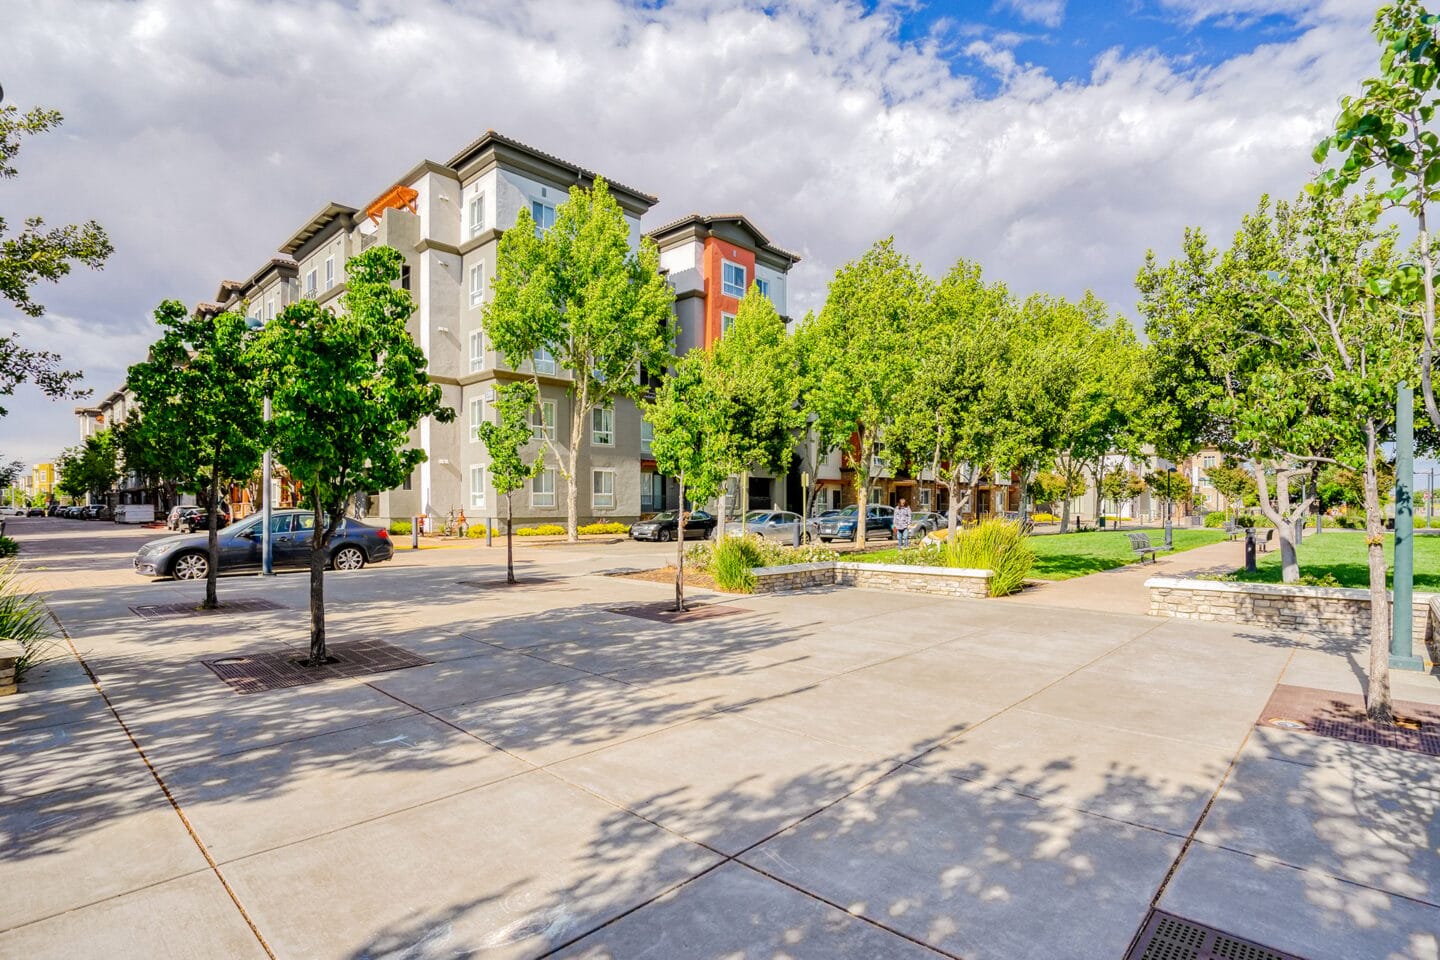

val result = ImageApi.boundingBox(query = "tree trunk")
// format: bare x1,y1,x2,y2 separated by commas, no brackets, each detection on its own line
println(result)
203,473,220,610
505,493,515,585
1249,461,1310,584
307,500,328,665
740,469,749,536
1362,422,1392,723
674,475,686,612
716,476,727,541
565,393,584,543
946,472,961,539
853,426,869,547
1415,206,1440,432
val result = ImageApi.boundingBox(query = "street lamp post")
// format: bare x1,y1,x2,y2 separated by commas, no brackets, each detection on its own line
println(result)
1163,466,1176,550
261,393,274,576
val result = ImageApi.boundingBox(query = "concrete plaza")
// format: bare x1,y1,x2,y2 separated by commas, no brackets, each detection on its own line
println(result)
2,520,1438,958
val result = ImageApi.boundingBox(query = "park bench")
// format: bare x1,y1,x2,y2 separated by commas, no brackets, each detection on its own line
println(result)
1223,520,1240,541
1253,528,1275,552
1127,532,1160,563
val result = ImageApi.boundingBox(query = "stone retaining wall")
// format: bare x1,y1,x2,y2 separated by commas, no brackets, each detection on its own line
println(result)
752,561,992,599
1145,576,1434,646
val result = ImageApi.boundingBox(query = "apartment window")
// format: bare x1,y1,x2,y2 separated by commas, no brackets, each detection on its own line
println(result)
721,312,735,336
532,347,556,375
531,200,556,237
1202,455,1217,469
640,419,653,454
469,396,485,442
402,473,413,491
756,277,770,299
591,407,614,446
722,260,746,298
468,330,486,373
305,270,317,297
468,193,486,239
469,262,485,308
266,298,275,321
325,257,336,290
531,468,556,507
400,265,411,291
531,400,556,441
592,469,616,509
470,466,487,510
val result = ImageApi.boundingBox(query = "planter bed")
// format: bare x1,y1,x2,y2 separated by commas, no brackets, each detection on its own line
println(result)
752,561,993,599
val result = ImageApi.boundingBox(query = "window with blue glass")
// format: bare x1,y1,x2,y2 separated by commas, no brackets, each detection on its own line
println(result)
722,261,745,298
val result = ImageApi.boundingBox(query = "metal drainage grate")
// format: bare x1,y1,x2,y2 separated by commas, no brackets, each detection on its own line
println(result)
1126,911,1305,960
130,597,285,620
201,639,430,694
1257,684,1440,758
455,577,563,589
609,601,748,624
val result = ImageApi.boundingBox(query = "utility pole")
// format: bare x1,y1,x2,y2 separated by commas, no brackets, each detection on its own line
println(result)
1391,383,1423,671
261,393,274,576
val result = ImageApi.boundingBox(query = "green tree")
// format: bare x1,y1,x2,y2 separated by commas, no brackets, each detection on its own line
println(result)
1028,471,1071,513
1206,463,1256,516
708,286,804,531
256,246,453,664
0,102,112,413
642,351,730,611
1314,1,1440,431
485,178,674,541
891,260,1013,537
126,303,263,608
54,431,118,504
478,380,542,585
115,414,179,513
802,238,930,545
1099,467,1129,516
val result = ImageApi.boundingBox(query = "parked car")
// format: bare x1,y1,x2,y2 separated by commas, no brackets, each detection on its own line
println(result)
629,509,716,543
816,504,895,542
65,505,85,519
0,505,26,517
25,507,44,517
81,504,112,521
175,504,232,532
909,511,944,537
720,510,813,542
45,504,62,517
134,509,394,580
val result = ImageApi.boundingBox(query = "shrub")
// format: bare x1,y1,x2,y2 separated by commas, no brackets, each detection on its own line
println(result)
0,536,17,558
578,521,630,535
893,519,1033,596
388,520,412,536
464,525,501,538
0,561,56,682
1430,518,1440,529
761,542,841,567
1297,572,1342,587
1030,512,1059,523
684,540,714,572
1203,512,1228,528
515,523,567,537
710,535,766,592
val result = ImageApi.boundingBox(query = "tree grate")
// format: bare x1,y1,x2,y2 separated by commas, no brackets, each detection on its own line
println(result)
609,601,748,624
1126,911,1305,960
130,597,285,620
201,639,430,694
1257,684,1440,758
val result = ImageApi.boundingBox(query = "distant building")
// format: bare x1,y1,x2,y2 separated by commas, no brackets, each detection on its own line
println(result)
30,463,55,497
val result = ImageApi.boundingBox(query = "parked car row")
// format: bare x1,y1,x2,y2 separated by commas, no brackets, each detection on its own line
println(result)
134,508,394,580
49,504,112,520
628,505,938,545
0,505,47,517
165,504,232,532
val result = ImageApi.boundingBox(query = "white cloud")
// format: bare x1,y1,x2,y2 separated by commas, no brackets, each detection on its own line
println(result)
0,0,1380,463
996,0,1066,29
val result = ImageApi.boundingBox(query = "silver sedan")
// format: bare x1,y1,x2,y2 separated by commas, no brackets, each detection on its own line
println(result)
720,510,815,543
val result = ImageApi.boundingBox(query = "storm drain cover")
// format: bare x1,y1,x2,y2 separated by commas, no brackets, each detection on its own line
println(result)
1257,684,1440,758
201,639,430,694
1126,911,1305,960
609,601,748,624
130,597,285,620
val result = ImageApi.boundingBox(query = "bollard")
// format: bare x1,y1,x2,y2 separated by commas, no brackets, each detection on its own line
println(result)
411,516,420,550
486,520,493,547
1244,527,1257,573
792,521,801,548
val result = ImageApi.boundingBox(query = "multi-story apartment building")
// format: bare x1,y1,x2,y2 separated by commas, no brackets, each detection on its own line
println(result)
30,462,56,498
164,131,805,528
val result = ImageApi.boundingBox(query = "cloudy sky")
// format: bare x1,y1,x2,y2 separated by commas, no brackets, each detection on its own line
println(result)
0,0,1382,465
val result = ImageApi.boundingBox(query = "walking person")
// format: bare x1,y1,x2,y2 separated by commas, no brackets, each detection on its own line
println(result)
895,498,913,547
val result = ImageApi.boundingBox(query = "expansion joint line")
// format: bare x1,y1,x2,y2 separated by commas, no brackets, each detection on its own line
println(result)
47,609,278,960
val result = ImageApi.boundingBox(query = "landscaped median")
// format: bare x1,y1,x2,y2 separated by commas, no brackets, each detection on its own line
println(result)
1145,575,1437,650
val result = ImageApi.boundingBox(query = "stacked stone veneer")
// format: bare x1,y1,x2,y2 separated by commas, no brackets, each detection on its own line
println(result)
0,639,22,696
1146,576,1434,646
752,562,992,599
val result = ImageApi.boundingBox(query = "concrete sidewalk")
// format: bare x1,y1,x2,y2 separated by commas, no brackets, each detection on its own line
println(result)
2,519,1438,959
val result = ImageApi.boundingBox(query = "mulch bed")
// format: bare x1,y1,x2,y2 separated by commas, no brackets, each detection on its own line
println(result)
609,566,728,592
200,639,430,694
1258,683,1440,757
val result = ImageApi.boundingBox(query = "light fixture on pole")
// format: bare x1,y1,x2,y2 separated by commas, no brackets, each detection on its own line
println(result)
261,393,274,576
1163,465,1176,551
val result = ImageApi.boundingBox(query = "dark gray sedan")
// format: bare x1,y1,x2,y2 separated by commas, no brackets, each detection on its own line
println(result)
133,509,394,580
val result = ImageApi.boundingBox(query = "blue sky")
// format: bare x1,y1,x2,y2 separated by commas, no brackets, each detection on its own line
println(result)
878,0,1310,92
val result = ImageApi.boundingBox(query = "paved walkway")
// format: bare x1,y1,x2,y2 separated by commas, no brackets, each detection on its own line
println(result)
2,519,1438,959
1009,535,1246,615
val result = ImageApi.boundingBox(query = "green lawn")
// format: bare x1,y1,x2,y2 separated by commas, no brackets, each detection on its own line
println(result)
1230,531,1440,589
856,528,1227,581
